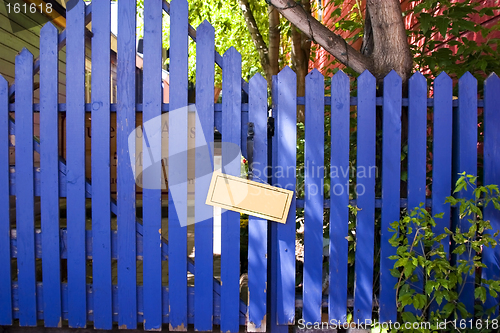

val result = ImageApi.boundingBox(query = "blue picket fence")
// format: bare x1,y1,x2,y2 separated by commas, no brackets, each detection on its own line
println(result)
1,0,500,332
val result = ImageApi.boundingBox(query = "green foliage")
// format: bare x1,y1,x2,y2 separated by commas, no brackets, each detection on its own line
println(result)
137,0,268,85
388,173,500,332
137,0,297,86
321,0,500,91
188,0,270,84
406,0,500,87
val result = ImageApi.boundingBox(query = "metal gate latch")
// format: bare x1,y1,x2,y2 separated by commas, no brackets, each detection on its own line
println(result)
246,122,254,179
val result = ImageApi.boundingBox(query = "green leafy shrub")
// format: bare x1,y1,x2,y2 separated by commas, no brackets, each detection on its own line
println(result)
388,173,500,332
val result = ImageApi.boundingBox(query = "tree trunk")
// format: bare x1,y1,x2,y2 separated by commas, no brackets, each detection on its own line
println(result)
239,0,271,82
365,0,413,82
291,25,309,123
290,0,312,123
268,5,280,80
268,0,413,83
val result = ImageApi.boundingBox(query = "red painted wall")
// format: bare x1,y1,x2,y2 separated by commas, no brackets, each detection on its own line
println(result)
311,0,500,74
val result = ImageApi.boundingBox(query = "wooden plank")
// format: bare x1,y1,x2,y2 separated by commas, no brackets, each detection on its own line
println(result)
9,282,245,325
0,74,12,326
117,0,137,328
404,72,427,316
194,20,215,331
39,22,62,328
303,69,324,324
142,0,163,329
329,70,349,323
454,72,477,315
64,4,88,328
91,0,112,328
247,73,268,332
429,73,453,313
379,70,402,322
15,48,36,327
168,0,189,330
353,70,376,322
269,73,288,333
431,72,453,253
65,1,87,327
220,47,242,333
275,66,296,325
482,73,500,316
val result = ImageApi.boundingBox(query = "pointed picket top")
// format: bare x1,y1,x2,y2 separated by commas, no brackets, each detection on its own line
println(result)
358,69,376,83
408,71,426,86
333,69,348,80
17,47,33,58
384,69,402,81
484,73,500,109
459,71,477,85
40,21,58,35
197,19,215,34
278,65,296,80
408,71,426,103
249,72,266,88
435,71,452,85
458,71,477,106
306,68,323,80
485,72,500,86
16,48,34,67
384,70,402,90
223,46,241,59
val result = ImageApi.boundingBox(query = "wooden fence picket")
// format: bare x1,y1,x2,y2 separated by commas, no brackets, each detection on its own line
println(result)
269,74,288,333
329,70,350,324
247,72,268,332
380,70,402,321
15,47,36,327
142,0,163,329
275,66,296,325
454,72,478,315
40,22,62,328
353,70,376,322
169,0,189,330
194,20,215,332
221,47,242,333
0,75,11,326
303,69,324,324
404,71,427,316
66,0,87,327
91,0,112,328
429,73,453,313
117,0,138,328
482,73,500,316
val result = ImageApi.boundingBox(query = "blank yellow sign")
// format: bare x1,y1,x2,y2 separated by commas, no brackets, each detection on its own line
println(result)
205,172,293,224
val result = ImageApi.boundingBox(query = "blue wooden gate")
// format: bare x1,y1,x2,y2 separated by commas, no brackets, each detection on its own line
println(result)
1,0,500,332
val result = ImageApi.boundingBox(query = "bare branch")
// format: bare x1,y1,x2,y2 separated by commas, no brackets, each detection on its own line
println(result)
239,0,270,75
268,5,280,79
268,0,373,75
